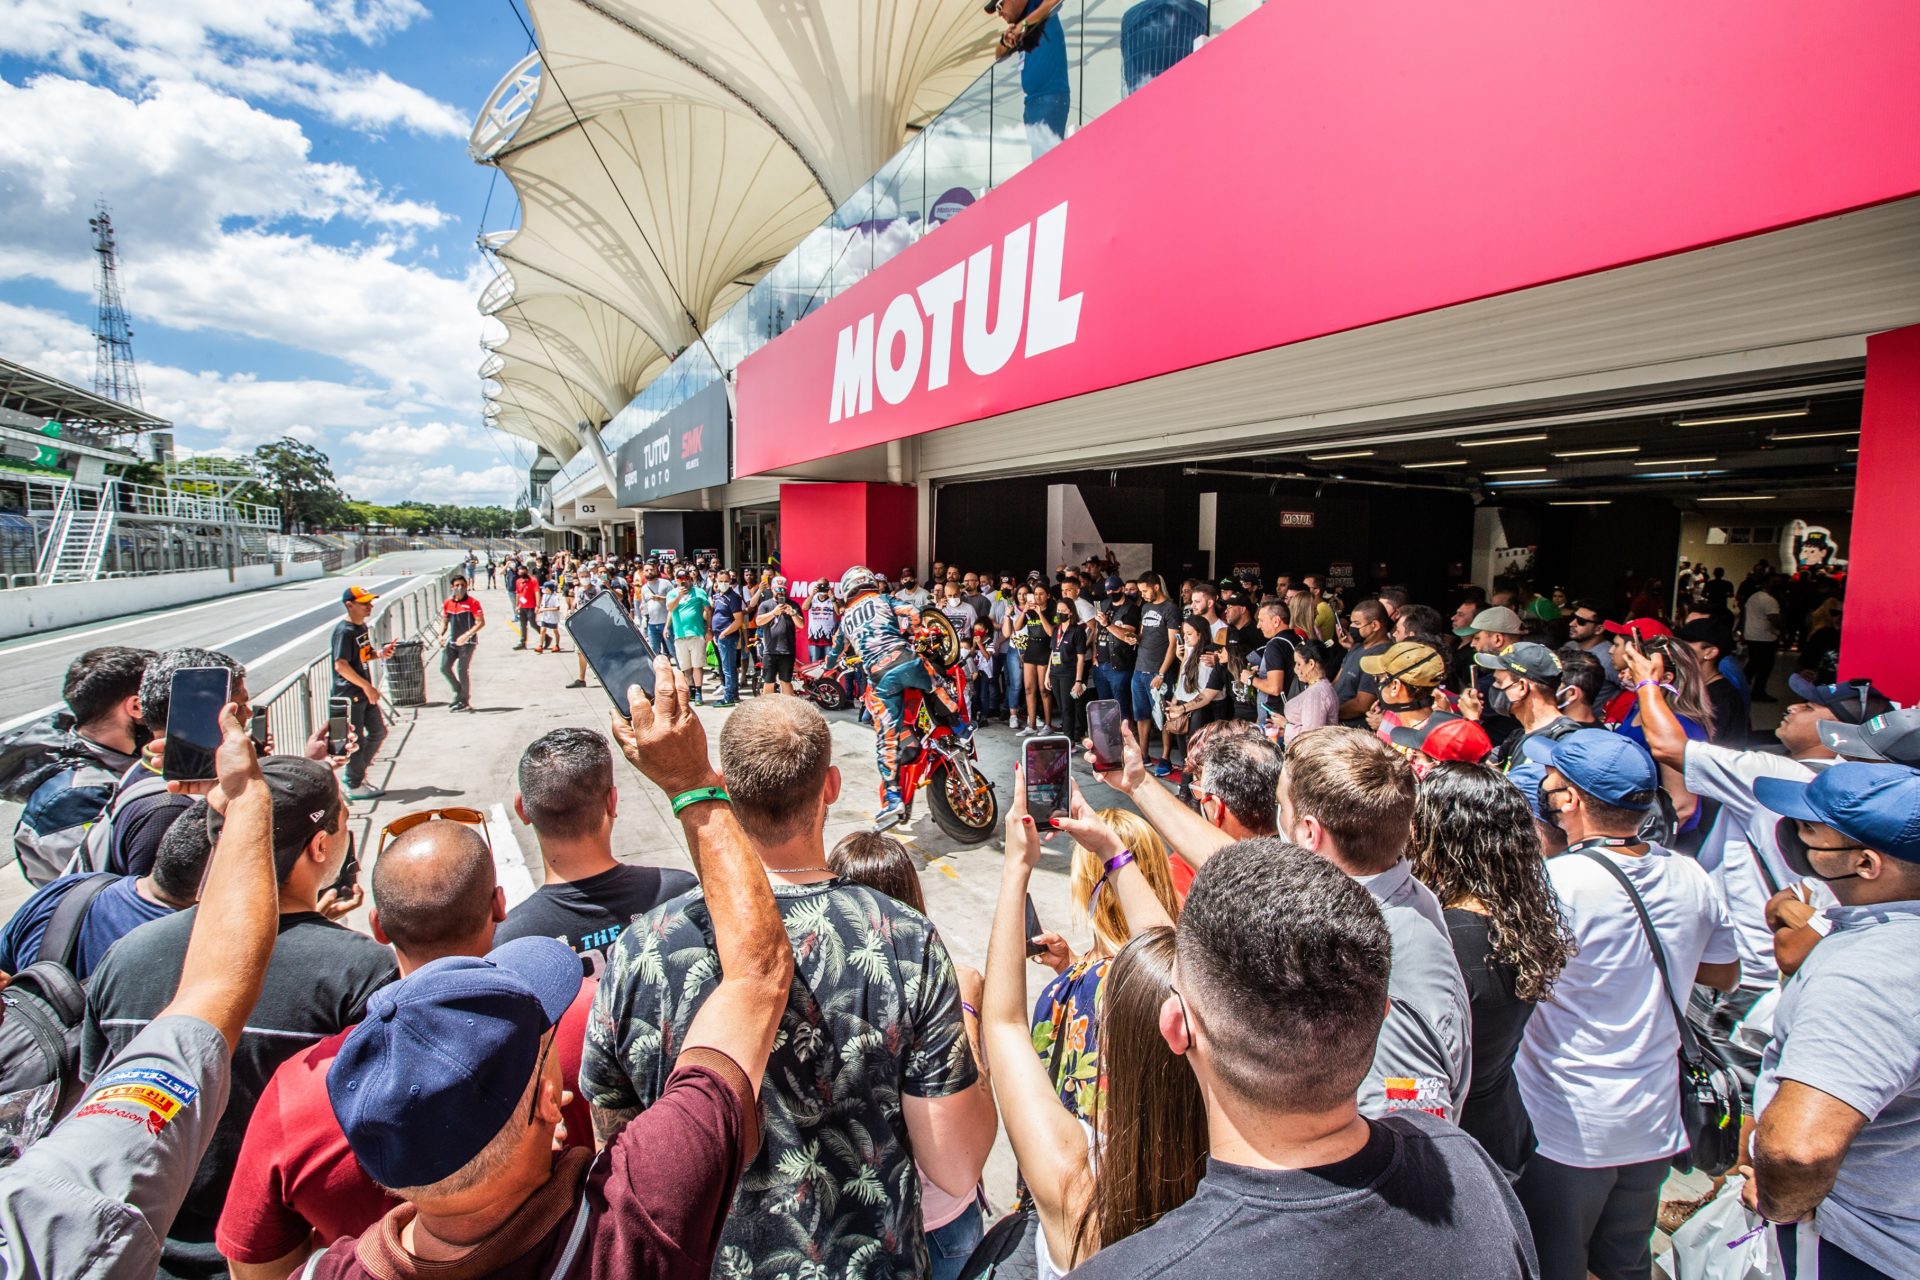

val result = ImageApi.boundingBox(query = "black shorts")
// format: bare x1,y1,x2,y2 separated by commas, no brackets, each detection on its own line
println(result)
766,652,795,682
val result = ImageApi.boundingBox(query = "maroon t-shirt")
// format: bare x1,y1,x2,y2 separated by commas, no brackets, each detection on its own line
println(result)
307,1048,756,1280
216,980,599,1265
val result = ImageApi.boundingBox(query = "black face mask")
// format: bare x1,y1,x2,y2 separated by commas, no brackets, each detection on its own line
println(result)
1488,685,1516,718
1777,818,1863,882
1538,783,1571,830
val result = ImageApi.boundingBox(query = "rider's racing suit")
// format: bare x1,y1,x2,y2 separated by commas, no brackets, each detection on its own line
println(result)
840,591,934,804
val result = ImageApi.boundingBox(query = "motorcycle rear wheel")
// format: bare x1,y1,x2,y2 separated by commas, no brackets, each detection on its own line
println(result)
811,677,850,711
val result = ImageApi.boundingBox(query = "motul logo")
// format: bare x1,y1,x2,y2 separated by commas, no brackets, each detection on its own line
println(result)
828,201,1083,423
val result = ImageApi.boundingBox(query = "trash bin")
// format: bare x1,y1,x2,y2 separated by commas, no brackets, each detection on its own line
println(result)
386,638,427,707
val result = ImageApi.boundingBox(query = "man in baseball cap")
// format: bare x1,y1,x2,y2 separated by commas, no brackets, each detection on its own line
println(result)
1389,715,1493,771
1471,641,1578,769
1362,640,1451,738
1513,728,1740,1277
1820,706,1920,767
1787,675,1896,728
333,587,396,800
1745,763,1920,1275
311,656,793,1278
1455,606,1525,745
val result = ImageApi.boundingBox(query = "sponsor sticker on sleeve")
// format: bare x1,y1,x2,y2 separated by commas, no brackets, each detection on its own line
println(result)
72,1066,200,1135
1382,1075,1450,1119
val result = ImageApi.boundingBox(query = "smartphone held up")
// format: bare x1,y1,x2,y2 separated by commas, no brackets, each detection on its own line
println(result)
162,667,231,782
1022,733,1072,826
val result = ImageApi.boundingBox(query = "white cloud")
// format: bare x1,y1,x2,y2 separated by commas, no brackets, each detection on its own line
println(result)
0,0,467,138
343,419,491,457
336,461,524,506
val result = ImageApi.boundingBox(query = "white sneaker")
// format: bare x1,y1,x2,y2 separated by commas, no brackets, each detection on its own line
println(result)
1018,724,1038,736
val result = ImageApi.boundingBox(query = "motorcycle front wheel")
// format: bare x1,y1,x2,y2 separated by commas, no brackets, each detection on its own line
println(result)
927,755,999,844
811,677,850,711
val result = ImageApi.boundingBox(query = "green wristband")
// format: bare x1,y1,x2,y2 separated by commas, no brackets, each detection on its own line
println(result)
671,786,730,815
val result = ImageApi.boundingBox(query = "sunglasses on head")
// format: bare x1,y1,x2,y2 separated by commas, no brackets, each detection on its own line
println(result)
378,807,491,858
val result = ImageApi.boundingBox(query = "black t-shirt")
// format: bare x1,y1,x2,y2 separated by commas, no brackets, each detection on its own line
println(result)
1493,713,1582,770
1052,616,1089,675
1135,600,1173,673
1094,600,1140,671
80,908,397,1246
755,598,797,655
1445,907,1537,1179
330,618,373,699
1069,1110,1537,1279
103,763,197,877
1228,621,1262,653
1799,625,1841,685
1702,578,1734,609
1259,632,1302,717
493,863,699,975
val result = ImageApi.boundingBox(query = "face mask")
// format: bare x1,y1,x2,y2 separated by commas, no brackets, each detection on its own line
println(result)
1488,685,1515,718
1777,819,1863,882
1537,782,1570,830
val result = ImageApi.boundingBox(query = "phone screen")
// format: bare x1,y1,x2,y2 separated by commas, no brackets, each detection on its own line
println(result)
1023,734,1071,825
163,667,230,782
565,590,658,712
1086,699,1123,771
327,698,353,758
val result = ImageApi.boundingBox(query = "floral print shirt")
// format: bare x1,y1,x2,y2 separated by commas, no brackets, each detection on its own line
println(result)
581,878,977,1280
1031,956,1109,1121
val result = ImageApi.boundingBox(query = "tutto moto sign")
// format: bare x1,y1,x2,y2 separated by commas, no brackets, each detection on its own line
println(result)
614,380,730,506
735,0,1920,477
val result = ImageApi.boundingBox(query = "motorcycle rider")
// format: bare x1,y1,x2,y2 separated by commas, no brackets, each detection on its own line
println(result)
837,565,961,828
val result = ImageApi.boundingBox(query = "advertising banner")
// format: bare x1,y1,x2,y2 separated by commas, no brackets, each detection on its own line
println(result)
735,0,1920,477
614,380,730,507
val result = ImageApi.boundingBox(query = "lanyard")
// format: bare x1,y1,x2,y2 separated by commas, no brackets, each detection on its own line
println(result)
1562,836,1642,856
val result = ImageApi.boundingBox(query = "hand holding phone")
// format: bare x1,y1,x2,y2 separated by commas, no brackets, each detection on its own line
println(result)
567,591,659,712
327,698,353,758
1022,734,1072,827
1085,700,1123,772
250,704,270,752
1024,894,1046,958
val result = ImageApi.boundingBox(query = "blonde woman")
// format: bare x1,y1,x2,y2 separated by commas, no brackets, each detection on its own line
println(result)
1029,808,1182,1121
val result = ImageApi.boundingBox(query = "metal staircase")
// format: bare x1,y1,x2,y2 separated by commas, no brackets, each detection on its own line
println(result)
35,481,117,585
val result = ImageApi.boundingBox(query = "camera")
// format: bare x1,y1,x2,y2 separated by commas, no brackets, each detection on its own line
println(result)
983,0,1002,12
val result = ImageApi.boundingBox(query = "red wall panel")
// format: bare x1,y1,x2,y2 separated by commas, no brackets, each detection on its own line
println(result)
778,483,919,589
1840,325,1920,705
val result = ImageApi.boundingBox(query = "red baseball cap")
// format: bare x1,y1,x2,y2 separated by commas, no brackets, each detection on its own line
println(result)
1389,715,1494,764
1602,617,1672,640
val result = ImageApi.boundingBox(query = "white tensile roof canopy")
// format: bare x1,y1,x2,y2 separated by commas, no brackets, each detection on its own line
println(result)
475,0,997,466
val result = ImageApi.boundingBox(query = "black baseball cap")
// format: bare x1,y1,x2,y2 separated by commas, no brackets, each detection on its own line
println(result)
1787,676,1895,725
1673,617,1734,650
207,755,342,881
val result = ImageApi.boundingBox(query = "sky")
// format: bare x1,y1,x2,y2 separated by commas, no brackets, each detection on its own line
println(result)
0,0,537,506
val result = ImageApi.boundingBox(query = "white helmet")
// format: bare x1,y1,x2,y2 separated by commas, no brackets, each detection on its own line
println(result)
839,565,882,599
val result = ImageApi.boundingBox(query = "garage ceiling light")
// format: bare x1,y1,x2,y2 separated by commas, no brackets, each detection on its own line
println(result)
1552,445,1639,458
1306,449,1375,461
1401,458,1468,469
1698,495,1778,502
1674,405,1808,427
1768,428,1860,442
1550,500,1611,506
1486,478,1555,487
1484,466,1549,476
1458,433,1548,448
1634,456,1717,466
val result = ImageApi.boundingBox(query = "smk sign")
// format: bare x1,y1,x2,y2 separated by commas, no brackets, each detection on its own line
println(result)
828,201,1084,424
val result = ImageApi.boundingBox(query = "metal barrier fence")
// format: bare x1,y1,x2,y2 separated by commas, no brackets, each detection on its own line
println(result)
252,565,458,752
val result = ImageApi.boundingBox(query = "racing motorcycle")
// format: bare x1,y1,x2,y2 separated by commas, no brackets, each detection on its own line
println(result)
889,608,1000,844
797,650,859,712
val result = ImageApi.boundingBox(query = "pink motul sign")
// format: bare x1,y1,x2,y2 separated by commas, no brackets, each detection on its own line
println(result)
735,0,1920,477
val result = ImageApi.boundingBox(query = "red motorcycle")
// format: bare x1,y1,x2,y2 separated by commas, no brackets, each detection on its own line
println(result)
797,650,858,711
890,609,1000,844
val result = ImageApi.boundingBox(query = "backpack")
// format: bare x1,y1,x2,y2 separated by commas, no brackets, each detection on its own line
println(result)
0,872,117,1164
67,767,172,878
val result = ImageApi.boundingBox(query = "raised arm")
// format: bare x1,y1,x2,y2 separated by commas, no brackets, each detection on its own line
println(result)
1053,784,1175,933
984,775,1094,1263
159,703,276,1049
610,658,792,1101
1619,645,1690,771
1087,722,1232,869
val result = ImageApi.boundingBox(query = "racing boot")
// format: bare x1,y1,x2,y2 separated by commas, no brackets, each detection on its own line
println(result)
874,792,909,830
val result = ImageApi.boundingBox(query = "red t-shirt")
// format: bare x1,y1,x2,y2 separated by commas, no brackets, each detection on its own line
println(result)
516,577,540,610
216,979,599,1265
442,595,485,641
308,1048,756,1280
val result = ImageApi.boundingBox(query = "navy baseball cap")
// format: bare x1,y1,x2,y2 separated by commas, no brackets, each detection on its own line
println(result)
1521,728,1659,809
1507,761,1551,822
1819,708,1920,767
1787,675,1895,725
1754,763,1920,866
328,938,583,1189
1101,576,1124,594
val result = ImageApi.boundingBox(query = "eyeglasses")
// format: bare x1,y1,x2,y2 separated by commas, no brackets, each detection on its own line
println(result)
377,807,491,858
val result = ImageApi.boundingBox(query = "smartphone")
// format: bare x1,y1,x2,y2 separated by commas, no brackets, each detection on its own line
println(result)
1023,734,1072,826
565,589,658,712
330,839,361,895
250,703,269,751
162,667,230,782
1024,893,1046,957
326,697,353,758
1086,699,1123,772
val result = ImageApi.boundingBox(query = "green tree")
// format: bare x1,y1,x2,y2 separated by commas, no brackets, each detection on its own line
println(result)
253,437,346,533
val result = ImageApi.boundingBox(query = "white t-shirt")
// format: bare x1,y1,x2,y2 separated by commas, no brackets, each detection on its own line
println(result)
1516,843,1738,1168
1683,743,1838,982
1744,590,1781,642
806,595,839,643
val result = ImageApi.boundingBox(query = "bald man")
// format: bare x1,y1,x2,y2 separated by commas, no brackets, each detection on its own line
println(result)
216,821,597,1280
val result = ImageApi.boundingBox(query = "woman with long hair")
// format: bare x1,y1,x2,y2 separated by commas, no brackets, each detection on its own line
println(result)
1606,631,1715,833
1410,762,1574,1179
1160,616,1227,766
1028,809,1183,1119
987,780,1204,1279
1009,585,1056,734
828,831,996,1280
1284,637,1340,745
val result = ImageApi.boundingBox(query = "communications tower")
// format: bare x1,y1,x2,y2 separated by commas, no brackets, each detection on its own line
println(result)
89,203,145,411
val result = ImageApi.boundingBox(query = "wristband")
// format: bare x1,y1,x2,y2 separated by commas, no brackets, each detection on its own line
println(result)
670,786,731,815
961,1001,979,1019
1103,849,1137,874
1088,849,1135,917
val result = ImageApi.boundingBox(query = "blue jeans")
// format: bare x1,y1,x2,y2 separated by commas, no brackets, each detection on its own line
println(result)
644,622,669,663
716,634,741,702
1093,663,1134,723
1000,647,1024,720
926,1200,985,1280
1130,669,1159,733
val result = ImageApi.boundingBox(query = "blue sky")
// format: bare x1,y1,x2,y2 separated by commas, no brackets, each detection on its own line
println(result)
0,0,539,505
